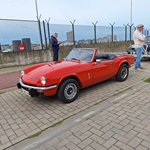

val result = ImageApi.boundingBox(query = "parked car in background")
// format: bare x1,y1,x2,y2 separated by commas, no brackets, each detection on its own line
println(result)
0,44,13,52
127,36,150,58
17,48,135,103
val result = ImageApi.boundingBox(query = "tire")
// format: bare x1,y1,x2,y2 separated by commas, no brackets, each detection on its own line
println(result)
115,64,129,82
57,78,79,103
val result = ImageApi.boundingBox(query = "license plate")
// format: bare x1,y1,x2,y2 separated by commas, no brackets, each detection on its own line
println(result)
21,88,31,97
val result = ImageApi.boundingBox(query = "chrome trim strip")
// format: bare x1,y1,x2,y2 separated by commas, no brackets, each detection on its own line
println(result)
19,79,57,90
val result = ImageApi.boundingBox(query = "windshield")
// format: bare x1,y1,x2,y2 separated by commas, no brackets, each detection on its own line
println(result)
145,36,150,43
65,48,94,62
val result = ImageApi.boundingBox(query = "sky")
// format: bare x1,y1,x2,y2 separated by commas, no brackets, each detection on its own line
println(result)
0,0,150,28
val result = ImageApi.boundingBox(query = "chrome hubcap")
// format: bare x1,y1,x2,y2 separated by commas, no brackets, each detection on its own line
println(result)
64,83,77,100
121,67,128,79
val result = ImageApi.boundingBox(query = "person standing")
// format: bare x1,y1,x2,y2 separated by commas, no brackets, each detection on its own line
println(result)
133,24,145,71
51,33,61,61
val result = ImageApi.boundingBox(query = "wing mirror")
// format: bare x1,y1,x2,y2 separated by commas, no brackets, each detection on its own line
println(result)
96,59,101,62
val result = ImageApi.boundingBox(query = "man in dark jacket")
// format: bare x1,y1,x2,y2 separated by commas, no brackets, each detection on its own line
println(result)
51,33,61,61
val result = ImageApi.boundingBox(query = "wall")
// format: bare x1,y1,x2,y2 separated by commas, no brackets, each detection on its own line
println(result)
0,41,131,68
0,50,53,68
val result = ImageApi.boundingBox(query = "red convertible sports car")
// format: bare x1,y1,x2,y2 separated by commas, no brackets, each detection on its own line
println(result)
17,48,135,103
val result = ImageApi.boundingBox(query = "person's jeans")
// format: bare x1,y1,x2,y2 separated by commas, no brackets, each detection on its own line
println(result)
135,47,142,69
53,49,58,61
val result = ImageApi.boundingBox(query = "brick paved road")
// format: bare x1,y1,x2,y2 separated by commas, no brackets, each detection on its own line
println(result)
0,61,150,150
35,83,150,150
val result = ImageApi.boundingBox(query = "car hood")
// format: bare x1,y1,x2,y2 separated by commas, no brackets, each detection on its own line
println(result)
22,60,85,85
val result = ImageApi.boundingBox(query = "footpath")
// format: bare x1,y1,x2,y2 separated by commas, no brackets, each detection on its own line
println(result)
0,65,29,90
0,61,150,150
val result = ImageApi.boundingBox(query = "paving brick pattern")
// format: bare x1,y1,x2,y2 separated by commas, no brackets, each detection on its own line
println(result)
0,61,150,149
36,83,150,150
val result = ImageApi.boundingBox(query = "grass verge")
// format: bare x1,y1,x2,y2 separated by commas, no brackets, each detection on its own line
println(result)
0,91,4,95
28,120,64,138
144,77,150,82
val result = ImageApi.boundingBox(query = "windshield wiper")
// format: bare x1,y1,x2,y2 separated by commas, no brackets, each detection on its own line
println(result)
71,58,80,61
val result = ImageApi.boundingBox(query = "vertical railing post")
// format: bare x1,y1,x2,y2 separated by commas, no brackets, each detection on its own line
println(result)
123,24,128,41
43,20,47,49
127,23,134,42
70,20,76,45
109,22,115,42
92,21,98,43
37,17,43,49
144,29,147,36
148,29,150,36
45,18,51,47
0,43,1,52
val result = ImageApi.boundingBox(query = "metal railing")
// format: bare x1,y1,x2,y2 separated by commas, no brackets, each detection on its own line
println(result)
0,18,148,51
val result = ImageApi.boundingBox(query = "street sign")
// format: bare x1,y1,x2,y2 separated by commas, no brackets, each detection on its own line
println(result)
18,44,25,52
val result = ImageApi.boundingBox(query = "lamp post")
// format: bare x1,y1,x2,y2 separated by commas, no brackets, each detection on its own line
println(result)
35,0,39,18
35,0,43,49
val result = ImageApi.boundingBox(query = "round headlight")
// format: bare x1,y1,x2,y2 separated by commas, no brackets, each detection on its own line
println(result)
41,76,46,85
21,70,24,76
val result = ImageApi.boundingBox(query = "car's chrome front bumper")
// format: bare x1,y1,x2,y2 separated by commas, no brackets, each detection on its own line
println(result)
18,78,57,91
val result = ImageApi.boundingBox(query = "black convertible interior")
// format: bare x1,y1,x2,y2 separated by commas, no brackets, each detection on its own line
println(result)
95,54,117,61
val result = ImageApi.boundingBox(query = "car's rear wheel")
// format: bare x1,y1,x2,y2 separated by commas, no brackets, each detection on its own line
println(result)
115,64,129,82
57,78,79,103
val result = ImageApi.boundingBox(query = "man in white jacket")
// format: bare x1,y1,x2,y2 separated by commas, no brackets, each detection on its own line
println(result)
133,24,145,71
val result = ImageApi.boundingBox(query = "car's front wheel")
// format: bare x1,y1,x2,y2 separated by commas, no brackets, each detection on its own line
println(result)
57,78,79,103
115,64,129,82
